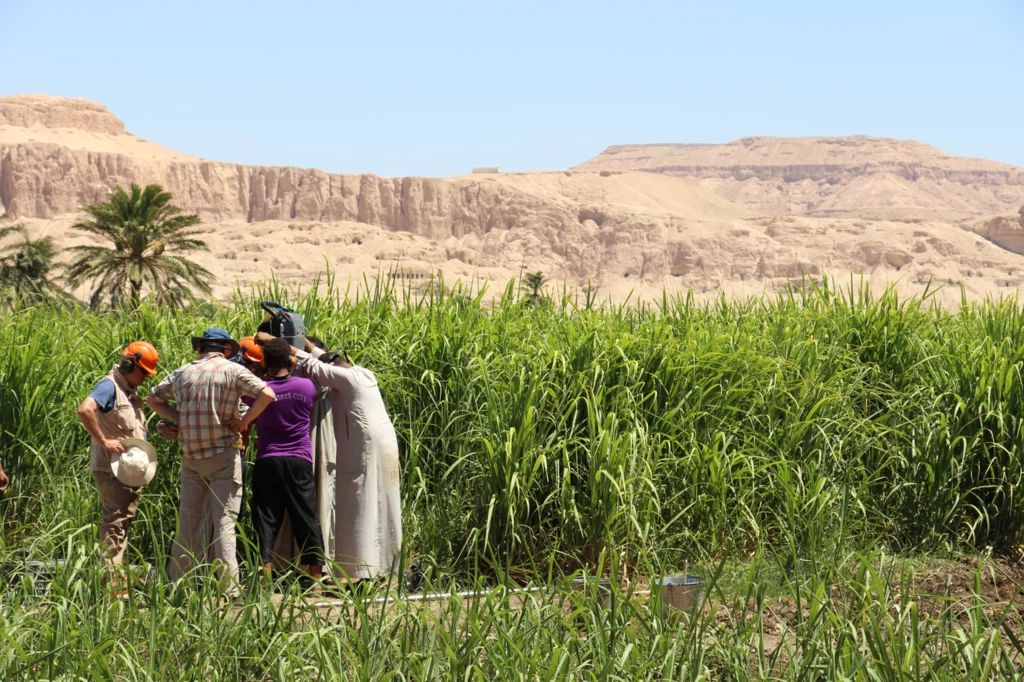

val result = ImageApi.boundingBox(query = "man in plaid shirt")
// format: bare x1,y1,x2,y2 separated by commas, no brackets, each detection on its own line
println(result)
147,328,276,596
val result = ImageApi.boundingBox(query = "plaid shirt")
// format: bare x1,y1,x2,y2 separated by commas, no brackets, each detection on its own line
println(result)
150,353,268,459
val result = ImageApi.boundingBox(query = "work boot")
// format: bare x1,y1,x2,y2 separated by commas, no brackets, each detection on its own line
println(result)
298,576,323,595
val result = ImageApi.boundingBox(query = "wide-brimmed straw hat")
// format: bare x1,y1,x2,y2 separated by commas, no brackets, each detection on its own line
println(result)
110,437,158,488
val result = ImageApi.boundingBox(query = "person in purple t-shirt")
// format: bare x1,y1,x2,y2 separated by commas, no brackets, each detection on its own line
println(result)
244,338,325,584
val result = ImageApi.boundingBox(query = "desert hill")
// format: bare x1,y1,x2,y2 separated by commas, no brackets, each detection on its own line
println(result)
3,94,1024,303
575,137,1024,220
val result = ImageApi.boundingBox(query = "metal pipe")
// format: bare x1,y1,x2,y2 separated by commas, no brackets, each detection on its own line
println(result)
312,585,547,608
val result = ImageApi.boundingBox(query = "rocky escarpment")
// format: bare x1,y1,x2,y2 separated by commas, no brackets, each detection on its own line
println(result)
0,94,126,135
576,138,1024,219
0,142,575,239
964,208,1024,254
0,95,747,289
0,94,555,237
607,160,1024,191
6,94,1024,305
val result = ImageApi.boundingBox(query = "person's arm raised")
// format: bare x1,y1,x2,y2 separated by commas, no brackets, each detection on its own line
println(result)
254,331,315,354
293,347,360,392
233,386,276,433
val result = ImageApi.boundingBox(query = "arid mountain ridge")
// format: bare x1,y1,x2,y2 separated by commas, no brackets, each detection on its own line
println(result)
575,139,1024,220
2,93,1024,303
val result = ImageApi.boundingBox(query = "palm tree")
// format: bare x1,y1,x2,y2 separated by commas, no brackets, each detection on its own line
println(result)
521,271,547,305
0,216,70,309
65,184,213,309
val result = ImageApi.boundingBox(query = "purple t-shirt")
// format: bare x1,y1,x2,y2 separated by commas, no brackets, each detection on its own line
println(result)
244,374,316,462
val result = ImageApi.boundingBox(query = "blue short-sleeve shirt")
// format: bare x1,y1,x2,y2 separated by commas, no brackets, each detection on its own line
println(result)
87,378,117,414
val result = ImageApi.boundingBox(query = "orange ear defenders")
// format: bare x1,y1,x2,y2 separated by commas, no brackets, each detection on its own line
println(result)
119,341,159,375
238,336,263,365
244,335,296,369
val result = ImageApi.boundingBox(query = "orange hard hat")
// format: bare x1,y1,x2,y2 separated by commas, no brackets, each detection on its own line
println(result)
122,341,159,375
238,336,263,364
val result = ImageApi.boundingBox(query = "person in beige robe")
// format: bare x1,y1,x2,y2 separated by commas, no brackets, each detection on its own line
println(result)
304,347,401,580
256,332,402,581
253,331,401,577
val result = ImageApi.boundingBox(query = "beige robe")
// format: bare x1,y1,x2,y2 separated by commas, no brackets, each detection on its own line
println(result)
297,348,403,579
311,387,337,556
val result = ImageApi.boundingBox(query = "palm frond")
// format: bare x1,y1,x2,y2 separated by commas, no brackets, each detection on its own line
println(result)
67,184,210,309
0,224,69,308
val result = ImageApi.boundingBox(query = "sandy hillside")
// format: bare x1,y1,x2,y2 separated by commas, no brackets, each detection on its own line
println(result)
575,137,1024,220
0,94,200,161
3,94,1024,304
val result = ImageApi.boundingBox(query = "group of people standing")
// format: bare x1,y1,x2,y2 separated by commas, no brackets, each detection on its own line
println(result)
75,325,403,597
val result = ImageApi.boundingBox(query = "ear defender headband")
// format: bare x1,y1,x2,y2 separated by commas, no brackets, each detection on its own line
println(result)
119,351,142,374
193,340,234,354
320,349,351,365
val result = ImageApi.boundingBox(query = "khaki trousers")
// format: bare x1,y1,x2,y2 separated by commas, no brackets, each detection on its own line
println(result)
94,471,140,566
169,449,242,595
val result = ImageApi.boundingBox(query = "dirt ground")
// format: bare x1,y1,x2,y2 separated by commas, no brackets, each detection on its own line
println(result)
268,556,1023,632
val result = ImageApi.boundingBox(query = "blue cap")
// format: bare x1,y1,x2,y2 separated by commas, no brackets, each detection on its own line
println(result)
202,327,232,340
192,327,240,355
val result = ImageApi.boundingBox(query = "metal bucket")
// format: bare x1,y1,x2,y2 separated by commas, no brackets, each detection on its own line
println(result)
654,575,704,616
571,577,613,608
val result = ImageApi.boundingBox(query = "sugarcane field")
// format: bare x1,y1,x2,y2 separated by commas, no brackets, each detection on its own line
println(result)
1,272,1023,679
5,3,1024,679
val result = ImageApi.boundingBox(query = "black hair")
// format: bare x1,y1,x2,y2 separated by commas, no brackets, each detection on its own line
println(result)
263,338,293,372
307,335,325,350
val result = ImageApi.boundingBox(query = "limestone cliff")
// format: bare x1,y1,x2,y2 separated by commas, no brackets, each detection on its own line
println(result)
963,210,1024,255
0,94,125,134
575,137,1024,220
5,94,1024,305
0,95,530,235
0,142,554,238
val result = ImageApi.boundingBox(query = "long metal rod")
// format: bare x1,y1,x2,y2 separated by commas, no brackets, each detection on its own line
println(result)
311,586,547,608
7,562,661,609
311,585,655,609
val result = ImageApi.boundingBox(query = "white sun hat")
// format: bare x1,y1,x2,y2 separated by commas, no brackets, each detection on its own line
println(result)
110,437,158,488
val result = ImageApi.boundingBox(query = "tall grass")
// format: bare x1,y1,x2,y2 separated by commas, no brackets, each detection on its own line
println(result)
2,275,1023,570
1,549,1021,680
2,274,1024,678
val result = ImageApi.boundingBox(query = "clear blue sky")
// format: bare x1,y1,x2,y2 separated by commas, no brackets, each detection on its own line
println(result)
4,0,1022,177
